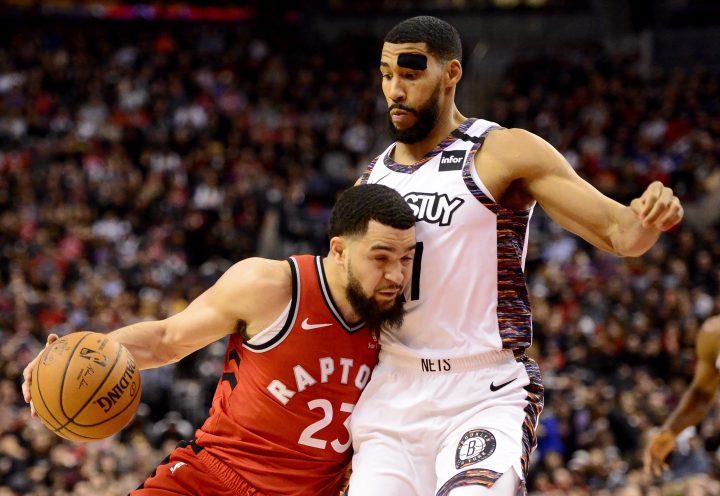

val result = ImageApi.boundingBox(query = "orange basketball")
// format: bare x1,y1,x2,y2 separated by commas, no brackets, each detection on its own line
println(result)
30,331,142,442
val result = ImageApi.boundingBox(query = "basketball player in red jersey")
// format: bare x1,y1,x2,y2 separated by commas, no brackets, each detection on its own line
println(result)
22,184,417,496
644,315,720,477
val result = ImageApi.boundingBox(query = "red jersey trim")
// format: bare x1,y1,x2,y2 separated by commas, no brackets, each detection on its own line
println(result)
314,257,365,334
242,258,300,352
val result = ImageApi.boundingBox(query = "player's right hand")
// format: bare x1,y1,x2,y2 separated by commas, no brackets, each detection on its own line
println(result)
643,428,676,477
21,333,59,418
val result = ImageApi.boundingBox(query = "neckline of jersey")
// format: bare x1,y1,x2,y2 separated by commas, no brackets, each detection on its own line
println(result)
314,256,366,333
383,117,477,172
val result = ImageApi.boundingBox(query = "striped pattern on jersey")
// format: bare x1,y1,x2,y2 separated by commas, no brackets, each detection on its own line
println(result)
361,119,478,179
436,468,501,495
517,353,544,481
461,126,533,351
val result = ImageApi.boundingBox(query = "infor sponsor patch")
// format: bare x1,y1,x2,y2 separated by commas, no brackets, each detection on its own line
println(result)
455,429,496,469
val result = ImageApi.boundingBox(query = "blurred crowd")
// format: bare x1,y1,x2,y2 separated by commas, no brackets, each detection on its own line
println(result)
0,19,718,495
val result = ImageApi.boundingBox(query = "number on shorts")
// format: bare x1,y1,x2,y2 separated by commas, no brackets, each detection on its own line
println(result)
298,399,354,453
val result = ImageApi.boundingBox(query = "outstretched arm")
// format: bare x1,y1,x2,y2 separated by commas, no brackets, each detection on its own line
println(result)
110,258,290,369
490,129,683,257
22,257,291,414
643,316,720,476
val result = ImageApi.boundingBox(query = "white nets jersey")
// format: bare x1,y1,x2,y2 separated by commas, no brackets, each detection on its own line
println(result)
361,118,534,358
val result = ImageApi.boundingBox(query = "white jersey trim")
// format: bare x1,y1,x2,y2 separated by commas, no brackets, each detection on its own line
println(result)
242,258,300,353
467,155,498,203
245,301,292,347
315,256,366,333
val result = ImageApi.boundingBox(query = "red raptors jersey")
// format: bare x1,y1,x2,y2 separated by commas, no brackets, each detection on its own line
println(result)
195,255,380,496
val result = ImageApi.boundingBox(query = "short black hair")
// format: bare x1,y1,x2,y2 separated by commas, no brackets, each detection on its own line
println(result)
328,184,415,239
384,16,462,63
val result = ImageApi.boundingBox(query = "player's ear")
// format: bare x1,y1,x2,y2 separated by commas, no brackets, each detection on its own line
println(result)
445,59,462,87
329,236,347,264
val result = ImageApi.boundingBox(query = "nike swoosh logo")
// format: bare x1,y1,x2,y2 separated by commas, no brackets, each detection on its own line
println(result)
489,378,517,392
301,318,334,330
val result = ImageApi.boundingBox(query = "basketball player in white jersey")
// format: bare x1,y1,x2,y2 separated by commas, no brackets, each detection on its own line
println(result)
644,315,720,477
348,16,684,496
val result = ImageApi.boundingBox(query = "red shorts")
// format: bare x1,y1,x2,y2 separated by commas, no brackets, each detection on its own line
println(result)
131,441,265,496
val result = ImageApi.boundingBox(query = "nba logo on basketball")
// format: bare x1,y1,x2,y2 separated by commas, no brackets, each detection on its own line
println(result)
79,348,109,366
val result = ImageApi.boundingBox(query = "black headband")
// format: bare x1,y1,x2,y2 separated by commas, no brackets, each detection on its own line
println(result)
397,53,427,71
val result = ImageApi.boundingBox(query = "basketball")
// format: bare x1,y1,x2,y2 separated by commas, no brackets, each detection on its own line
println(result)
30,331,142,442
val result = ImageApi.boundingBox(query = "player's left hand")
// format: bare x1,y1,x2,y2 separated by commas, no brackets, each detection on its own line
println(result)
630,181,683,231
643,428,676,477
21,333,59,418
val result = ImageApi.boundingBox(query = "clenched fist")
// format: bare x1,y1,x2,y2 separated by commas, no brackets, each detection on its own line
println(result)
630,181,683,232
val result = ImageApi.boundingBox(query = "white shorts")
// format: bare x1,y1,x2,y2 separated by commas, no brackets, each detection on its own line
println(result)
349,349,543,496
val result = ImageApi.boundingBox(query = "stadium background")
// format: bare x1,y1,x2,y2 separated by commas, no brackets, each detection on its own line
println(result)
0,0,719,494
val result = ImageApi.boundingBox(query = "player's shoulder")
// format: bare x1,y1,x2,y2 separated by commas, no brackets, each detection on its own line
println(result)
482,127,559,169
219,257,292,299
484,127,542,147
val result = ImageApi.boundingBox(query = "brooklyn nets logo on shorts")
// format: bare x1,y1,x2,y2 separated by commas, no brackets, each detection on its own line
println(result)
455,429,496,469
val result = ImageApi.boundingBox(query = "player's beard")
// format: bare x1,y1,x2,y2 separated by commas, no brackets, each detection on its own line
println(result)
345,265,406,338
387,82,441,144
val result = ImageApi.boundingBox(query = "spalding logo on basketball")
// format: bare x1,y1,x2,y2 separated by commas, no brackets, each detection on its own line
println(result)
455,429,497,469
31,331,142,442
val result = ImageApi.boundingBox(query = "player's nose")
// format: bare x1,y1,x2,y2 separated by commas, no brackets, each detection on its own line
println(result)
384,264,404,285
386,78,406,103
